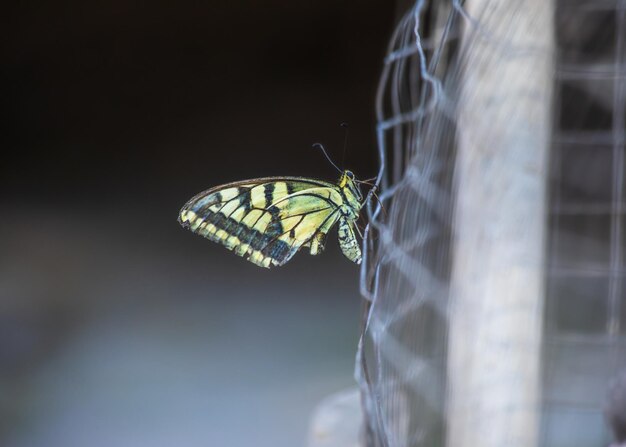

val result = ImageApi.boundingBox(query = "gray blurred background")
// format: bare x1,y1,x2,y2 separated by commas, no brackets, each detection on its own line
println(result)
1,2,394,446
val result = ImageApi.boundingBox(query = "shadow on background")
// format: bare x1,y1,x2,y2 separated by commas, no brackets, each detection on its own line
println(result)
1,1,393,446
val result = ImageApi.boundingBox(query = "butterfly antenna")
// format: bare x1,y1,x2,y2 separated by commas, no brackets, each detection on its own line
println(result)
312,143,342,174
340,122,349,168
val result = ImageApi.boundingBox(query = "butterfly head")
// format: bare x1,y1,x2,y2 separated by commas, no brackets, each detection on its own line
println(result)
339,170,363,204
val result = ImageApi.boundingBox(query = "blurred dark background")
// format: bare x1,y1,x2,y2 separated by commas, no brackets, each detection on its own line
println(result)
1,2,393,446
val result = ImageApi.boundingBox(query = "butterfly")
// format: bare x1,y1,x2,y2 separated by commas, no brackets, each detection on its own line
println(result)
178,169,366,268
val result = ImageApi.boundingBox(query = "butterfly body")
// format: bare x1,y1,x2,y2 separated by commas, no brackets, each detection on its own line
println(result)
179,170,363,268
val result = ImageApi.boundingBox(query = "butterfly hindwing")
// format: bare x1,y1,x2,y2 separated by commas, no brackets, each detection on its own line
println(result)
179,178,345,268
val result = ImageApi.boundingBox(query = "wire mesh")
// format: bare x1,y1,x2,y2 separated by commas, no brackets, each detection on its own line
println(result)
358,2,461,446
358,0,626,446
544,1,626,446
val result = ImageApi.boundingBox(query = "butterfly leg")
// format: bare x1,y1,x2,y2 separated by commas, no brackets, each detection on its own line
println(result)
306,231,328,255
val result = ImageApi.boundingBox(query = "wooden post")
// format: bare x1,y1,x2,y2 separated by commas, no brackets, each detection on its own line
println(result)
447,2,554,447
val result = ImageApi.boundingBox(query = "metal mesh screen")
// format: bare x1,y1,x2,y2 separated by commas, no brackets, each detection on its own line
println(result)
543,1,626,446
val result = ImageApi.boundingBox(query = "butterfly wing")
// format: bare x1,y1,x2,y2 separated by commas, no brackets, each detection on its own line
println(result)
179,177,344,268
